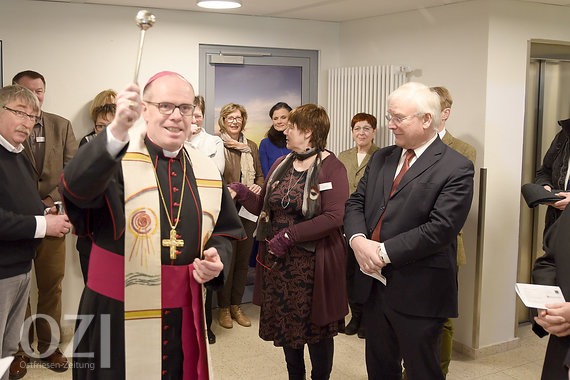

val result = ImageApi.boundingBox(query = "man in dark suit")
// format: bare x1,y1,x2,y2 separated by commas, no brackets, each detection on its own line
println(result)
533,206,570,380
344,82,474,380
11,70,77,376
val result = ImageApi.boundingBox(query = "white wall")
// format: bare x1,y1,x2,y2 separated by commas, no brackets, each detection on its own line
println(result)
0,0,340,329
340,0,570,350
0,0,341,137
481,0,570,348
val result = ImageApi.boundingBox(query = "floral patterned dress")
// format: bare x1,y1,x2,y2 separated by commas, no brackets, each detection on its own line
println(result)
257,167,344,349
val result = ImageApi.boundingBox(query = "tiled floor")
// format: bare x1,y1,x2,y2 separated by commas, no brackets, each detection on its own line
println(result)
210,304,547,380
20,303,547,379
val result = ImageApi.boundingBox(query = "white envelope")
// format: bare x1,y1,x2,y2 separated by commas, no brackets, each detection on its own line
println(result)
361,268,387,285
515,283,566,309
238,206,258,223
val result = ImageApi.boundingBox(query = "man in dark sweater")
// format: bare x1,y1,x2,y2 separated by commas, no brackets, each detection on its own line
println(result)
12,70,77,375
0,85,71,380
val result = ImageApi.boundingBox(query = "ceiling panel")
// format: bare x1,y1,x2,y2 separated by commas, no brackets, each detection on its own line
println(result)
33,0,570,22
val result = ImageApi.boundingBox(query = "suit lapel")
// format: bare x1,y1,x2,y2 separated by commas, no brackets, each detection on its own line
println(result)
366,147,399,231
355,152,367,178
390,138,444,198
42,115,54,176
349,147,360,173
356,144,375,172
22,139,39,177
379,147,401,204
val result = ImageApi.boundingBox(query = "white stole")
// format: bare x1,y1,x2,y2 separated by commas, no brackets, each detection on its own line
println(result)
121,126,223,379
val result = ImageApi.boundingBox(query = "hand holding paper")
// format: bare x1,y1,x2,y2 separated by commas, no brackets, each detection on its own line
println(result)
516,283,570,337
535,302,570,337
351,236,387,285
351,236,385,274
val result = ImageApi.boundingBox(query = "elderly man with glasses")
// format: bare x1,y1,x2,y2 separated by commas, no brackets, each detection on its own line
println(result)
345,82,474,380
0,85,71,380
10,70,78,378
61,71,245,379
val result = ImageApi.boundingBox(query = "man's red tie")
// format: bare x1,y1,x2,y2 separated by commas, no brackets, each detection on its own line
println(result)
371,149,415,242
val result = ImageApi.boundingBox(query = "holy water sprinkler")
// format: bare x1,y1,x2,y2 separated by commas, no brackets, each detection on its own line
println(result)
133,10,156,83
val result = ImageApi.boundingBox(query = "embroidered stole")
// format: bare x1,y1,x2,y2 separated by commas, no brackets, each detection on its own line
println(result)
187,145,223,380
121,128,222,379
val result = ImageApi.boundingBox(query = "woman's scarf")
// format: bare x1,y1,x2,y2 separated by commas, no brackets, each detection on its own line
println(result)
267,126,287,148
221,132,255,186
256,148,322,252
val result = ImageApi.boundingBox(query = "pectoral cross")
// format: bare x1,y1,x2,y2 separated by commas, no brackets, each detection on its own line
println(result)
162,228,184,260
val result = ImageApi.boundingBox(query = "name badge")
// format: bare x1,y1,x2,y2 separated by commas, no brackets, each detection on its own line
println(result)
36,136,46,143
318,182,333,191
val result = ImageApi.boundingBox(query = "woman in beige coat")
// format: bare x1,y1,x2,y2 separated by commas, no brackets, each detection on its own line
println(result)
217,103,264,329
337,112,379,338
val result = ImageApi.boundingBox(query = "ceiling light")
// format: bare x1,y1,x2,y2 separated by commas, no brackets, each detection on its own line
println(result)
197,0,242,9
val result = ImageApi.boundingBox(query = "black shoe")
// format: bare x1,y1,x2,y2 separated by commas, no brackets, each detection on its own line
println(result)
357,326,365,339
207,328,216,344
345,316,360,335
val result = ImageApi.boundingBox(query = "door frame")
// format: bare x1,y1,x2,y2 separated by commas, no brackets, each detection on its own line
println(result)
199,44,318,134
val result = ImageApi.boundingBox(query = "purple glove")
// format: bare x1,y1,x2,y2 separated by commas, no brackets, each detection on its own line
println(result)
228,182,249,201
268,229,295,258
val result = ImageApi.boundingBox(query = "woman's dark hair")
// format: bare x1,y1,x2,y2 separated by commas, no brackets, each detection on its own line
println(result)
266,102,292,148
269,102,292,118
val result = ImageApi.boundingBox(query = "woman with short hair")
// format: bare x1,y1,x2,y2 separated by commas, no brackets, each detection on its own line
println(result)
337,112,379,338
228,104,349,380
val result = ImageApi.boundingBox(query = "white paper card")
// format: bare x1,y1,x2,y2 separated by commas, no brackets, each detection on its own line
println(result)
361,268,387,285
318,182,333,191
515,283,566,309
0,356,14,378
238,206,258,223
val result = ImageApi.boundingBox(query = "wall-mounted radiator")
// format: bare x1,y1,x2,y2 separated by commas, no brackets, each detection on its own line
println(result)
327,65,409,154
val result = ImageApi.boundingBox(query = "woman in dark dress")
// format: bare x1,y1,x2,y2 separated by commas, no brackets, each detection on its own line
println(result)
228,104,349,380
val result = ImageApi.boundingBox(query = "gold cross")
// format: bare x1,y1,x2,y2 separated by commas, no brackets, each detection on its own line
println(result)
162,228,184,260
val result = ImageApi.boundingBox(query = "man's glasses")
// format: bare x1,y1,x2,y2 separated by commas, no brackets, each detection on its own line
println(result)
2,106,40,123
385,112,424,125
353,126,374,133
225,116,243,124
144,101,195,116
94,123,110,130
